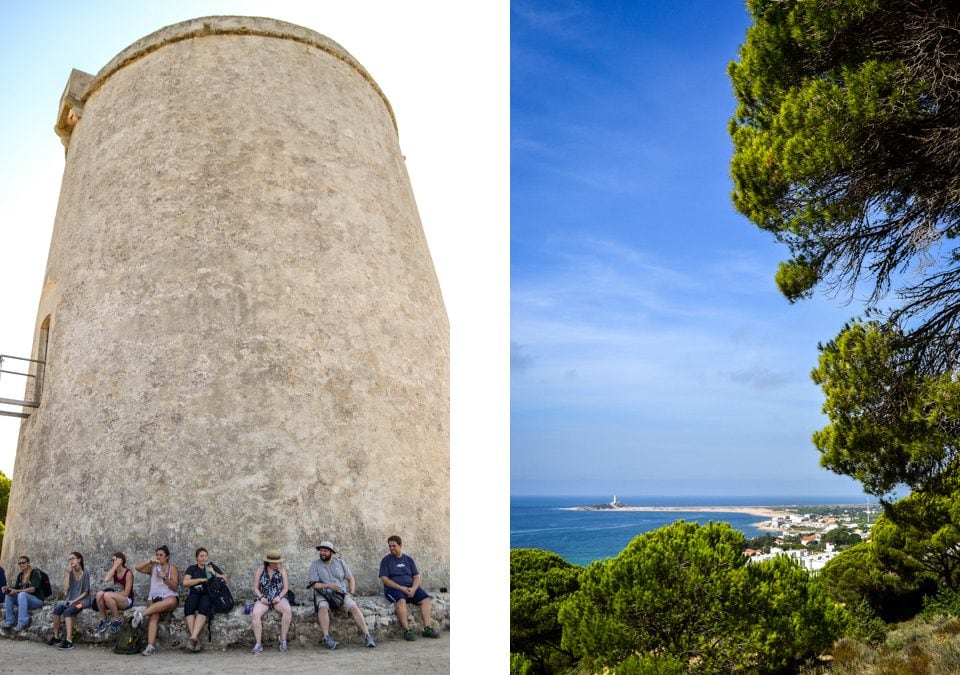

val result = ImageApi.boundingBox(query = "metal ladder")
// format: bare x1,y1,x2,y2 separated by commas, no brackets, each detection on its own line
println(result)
0,354,44,419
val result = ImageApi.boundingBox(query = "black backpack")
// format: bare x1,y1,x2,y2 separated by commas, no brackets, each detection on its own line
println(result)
19,569,51,600
36,570,52,600
207,577,234,614
112,619,146,655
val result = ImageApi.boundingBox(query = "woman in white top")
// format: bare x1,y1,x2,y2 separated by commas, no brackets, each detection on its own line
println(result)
133,545,179,656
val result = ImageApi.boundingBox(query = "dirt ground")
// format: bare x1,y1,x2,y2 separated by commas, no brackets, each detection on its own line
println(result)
0,635,450,674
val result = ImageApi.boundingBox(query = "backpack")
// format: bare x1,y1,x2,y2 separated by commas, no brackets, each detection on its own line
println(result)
207,576,234,614
19,569,52,600
112,619,146,655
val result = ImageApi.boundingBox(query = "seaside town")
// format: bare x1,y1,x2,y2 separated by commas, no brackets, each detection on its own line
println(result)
581,496,879,573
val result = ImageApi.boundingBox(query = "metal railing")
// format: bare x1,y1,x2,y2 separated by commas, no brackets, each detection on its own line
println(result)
0,354,45,419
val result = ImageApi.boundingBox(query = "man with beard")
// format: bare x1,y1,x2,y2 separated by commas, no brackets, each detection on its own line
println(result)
307,540,376,649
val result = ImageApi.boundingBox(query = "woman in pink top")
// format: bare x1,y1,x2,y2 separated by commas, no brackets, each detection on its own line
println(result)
133,545,179,656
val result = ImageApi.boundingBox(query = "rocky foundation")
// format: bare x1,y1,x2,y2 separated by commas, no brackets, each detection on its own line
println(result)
0,593,449,650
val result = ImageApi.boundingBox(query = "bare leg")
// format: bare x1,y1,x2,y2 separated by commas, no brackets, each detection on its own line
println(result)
278,599,292,640
251,602,268,643
143,597,177,646
420,597,433,627
190,613,207,640
51,612,61,637
349,605,369,634
105,592,125,619
394,598,409,629
64,615,74,639
96,591,107,620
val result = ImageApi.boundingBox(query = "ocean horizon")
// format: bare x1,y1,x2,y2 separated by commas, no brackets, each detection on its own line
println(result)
511,494,876,566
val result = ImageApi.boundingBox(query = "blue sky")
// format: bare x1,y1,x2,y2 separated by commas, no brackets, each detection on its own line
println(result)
511,0,870,498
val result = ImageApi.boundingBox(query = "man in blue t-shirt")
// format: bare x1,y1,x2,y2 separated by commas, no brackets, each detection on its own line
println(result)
378,535,440,640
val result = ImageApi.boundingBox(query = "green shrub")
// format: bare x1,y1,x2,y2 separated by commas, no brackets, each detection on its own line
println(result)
510,548,580,673
559,521,844,673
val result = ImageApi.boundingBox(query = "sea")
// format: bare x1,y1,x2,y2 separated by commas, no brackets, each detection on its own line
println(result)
511,494,873,566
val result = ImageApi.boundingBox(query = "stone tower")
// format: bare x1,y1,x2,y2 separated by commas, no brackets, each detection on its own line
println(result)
2,16,448,595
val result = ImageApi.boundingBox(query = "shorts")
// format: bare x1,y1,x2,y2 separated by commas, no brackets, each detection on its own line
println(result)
52,601,85,618
149,594,179,607
384,587,430,605
93,593,132,612
316,593,357,612
184,592,213,618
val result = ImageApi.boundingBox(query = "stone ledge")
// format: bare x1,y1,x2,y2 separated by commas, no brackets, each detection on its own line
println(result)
0,593,449,650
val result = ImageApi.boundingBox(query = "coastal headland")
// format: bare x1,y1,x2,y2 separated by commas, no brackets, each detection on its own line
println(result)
565,505,789,519
563,501,878,535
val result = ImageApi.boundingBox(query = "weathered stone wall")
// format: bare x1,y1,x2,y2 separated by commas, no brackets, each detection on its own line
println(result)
2,16,449,596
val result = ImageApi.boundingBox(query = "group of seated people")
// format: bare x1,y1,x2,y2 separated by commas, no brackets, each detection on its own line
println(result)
0,534,442,655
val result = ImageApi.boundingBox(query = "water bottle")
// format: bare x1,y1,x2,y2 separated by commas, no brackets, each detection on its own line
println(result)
243,601,253,615
155,564,163,576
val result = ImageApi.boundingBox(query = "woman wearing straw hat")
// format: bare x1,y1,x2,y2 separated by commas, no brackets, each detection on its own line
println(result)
250,550,292,654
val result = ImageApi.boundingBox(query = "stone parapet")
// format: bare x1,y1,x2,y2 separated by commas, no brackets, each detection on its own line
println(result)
0,593,449,650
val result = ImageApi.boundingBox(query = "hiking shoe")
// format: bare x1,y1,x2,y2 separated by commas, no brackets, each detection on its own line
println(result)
279,639,288,652
141,643,156,656
251,642,263,654
403,628,415,641
422,626,441,638
322,634,340,650
132,610,143,628
58,640,74,650
47,635,63,647
95,618,110,634
108,618,124,634
364,633,376,648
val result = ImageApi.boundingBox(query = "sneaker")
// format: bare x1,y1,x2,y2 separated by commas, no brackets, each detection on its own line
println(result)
108,618,124,634
95,618,110,634
279,639,288,652
422,626,441,638
142,643,156,656
251,642,263,654
364,633,377,648
46,635,63,647
58,640,74,650
185,638,197,652
132,610,143,628
322,634,340,650
13,623,28,632
0,622,11,630
403,628,415,641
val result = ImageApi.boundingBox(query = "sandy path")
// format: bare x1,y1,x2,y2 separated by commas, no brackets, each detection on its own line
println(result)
0,635,449,674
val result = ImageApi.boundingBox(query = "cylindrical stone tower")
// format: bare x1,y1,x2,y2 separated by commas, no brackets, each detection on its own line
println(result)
3,16,448,595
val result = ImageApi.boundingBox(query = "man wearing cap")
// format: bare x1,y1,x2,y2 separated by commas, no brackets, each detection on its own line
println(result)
307,541,376,649
379,535,441,640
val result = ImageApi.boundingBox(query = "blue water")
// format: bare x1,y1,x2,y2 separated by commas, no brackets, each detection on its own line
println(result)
510,495,872,566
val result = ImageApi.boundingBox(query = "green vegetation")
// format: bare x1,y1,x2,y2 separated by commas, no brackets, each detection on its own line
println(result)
511,521,845,673
729,0,960,375
723,0,960,669
510,548,580,673
0,470,8,552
